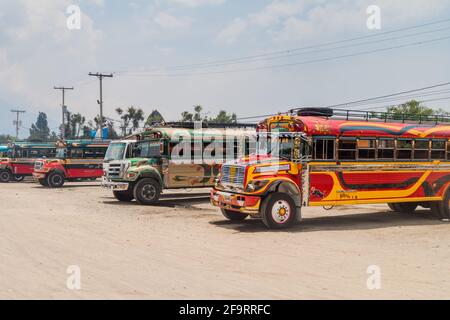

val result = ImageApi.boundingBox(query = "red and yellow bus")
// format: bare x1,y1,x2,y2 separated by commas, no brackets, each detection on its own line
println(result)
33,140,109,188
211,108,450,229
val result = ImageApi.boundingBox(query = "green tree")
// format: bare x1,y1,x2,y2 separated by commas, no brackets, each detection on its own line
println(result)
209,110,237,123
387,100,436,121
29,112,50,142
181,111,193,122
0,134,15,143
116,106,144,135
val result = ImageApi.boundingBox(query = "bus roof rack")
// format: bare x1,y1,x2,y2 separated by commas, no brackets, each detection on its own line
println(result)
149,121,257,129
294,107,450,125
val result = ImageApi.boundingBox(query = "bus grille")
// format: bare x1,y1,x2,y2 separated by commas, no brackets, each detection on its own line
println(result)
107,163,124,179
221,165,246,187
34,161,44,171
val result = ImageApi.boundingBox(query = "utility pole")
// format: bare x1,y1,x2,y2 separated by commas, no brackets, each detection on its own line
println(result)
54,86,74,140
11,109,26,141
88,72,113,140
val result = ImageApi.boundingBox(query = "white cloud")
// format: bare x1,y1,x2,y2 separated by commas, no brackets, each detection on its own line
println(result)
216,18,248,44
168,0,225,8
216,0,450,44
154,12,192,29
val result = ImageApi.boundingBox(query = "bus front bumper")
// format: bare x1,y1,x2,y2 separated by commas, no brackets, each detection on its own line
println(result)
101,177,130,191
210,189,261,215
32,172,47,180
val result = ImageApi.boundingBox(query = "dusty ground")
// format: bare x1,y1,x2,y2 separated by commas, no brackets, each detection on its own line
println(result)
0,180,449,300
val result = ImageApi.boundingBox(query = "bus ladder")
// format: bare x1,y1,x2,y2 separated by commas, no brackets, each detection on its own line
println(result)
301,163,310,207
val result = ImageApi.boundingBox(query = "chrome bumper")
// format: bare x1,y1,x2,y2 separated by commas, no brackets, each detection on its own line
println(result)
101,177,129,191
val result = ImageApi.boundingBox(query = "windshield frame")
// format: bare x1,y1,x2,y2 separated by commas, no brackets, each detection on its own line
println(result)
104,142,128,162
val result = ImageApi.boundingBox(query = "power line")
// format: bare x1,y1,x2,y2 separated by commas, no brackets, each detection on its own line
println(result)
320,81,450,109
116,18,450,74
237,81,450,120
118,35,450,77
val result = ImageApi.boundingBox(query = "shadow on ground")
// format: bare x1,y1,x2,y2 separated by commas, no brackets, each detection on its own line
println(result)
103,192,211,208
210,210,446,233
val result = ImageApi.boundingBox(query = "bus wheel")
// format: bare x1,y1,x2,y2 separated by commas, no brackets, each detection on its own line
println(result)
0,170,11,183
133,178,161,205
261,192,297,229
430,202,444,219
38,179,48,187
221,209,248,221
13,175,24,182
437,190,450,220
46,172,65,188
113,190,134,202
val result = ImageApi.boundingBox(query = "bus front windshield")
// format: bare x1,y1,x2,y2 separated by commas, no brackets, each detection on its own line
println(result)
105,143,127,162
257,134,294,160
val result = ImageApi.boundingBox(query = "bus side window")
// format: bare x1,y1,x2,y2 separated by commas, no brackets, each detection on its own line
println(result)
378,139,394,159
432,140,446,160
338,139,356,160
414,140,430,160
70,148,84,159
314,139,335,160
397,139,413,160
357,139,376,160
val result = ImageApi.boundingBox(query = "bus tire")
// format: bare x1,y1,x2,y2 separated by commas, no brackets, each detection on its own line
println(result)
13,175,24,182
261,192,297,229
46,171,65,188
113,190,134,202
38,179,48,187
430,201,444,219
437,189,450,220
133,178,161,205
0,170,12,183
221,209,248,221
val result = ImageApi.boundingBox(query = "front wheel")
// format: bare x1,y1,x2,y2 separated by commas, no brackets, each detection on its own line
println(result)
221,209,248,221
13,175,24,182
261,192,298,229
113,190,134,202
0,170,12,183
133,178,162,205
46,171,65,188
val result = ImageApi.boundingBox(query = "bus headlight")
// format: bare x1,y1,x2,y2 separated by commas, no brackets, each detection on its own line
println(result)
246,180,269,192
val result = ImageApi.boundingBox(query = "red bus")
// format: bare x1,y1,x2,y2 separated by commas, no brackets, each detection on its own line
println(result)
0,143,56,183
211,108,450,229
33,140,109,188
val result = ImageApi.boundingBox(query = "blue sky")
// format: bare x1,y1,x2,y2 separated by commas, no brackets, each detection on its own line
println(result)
0,0,450,138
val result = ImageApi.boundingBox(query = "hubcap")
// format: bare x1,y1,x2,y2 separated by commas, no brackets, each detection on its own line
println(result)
1,172,9,181
142,184,157,200
52,175,62,185
271,200,291,224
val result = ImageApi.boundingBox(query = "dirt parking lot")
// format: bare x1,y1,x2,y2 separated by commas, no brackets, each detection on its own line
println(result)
1,180,450,299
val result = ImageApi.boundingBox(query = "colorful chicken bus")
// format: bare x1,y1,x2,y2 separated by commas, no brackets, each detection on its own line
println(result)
0,142,56,183
33,140,109,188
103,126,255,204
211,108,450,229
102,138,137,186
